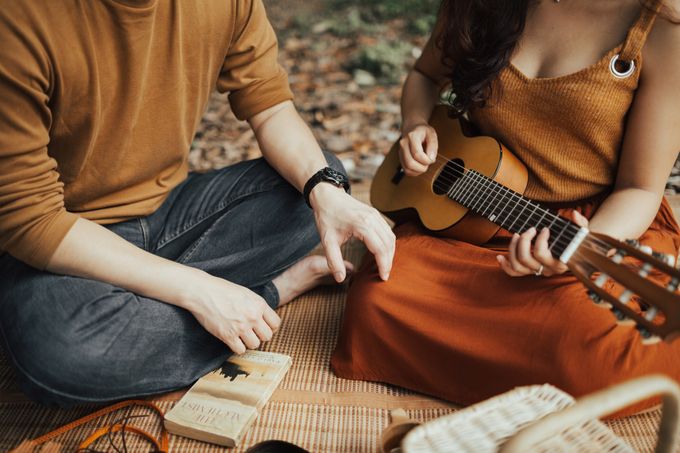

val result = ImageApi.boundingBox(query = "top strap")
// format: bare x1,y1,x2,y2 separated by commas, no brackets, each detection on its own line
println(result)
619,0,664,63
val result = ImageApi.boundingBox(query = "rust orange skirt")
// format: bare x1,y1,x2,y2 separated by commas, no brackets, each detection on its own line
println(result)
331,198,680,416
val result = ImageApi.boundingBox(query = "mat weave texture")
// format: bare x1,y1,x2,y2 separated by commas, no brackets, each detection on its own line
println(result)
0,186,669,452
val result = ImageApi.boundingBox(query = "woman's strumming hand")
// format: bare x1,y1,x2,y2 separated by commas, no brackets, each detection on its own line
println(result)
497,210,589,277
398,123,439,176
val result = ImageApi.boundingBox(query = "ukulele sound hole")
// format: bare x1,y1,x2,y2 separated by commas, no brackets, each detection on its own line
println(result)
433,158,464,195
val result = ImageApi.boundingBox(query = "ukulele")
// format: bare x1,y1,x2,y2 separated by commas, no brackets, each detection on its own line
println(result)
371,105,680,344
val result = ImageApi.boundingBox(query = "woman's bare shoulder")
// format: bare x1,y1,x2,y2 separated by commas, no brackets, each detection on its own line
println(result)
643,2,680,79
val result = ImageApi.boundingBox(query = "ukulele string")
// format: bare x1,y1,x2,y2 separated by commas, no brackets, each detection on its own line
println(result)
426,153,612,254
428,153,581,252
431,155,612,254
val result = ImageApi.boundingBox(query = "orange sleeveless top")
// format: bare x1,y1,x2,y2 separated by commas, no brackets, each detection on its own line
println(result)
415,1,662,203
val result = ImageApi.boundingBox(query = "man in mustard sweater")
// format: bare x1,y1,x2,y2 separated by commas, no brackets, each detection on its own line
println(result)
0,0,394,406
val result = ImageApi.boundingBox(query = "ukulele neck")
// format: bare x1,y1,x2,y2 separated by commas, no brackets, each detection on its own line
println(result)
446,169,589,262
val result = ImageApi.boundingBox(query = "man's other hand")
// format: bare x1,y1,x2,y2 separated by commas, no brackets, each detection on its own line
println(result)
184,271,281,354
309,183,395,282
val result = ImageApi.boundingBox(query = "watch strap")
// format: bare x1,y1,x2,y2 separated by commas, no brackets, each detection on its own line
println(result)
303,167,350,208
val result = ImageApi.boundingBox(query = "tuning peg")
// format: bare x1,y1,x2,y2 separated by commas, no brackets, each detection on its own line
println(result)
588,290,601,303
645,307,659,322
618,290,633,304
642,335,662,346
594,273,608,288
637,326,662,345
611,308,635,326
612,249,626,264
667,277,680,293
639,245,653,255
625,239,641,248
651,251,676,267
638,262,652,278
587,290,611,308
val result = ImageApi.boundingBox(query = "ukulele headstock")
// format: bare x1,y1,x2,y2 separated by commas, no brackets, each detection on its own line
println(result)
568,233,680,344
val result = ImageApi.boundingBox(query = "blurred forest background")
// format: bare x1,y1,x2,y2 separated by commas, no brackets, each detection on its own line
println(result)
190,0,680,192
190,0,437,182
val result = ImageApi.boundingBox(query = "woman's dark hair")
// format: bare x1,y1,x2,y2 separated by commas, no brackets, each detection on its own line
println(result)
437,0,532,117
437,0,677,117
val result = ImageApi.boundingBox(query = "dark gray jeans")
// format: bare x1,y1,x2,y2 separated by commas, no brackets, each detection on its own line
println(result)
0,153,344,407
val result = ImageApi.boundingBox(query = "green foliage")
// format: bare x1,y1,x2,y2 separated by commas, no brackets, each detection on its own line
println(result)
289,0,439,84
347,41,413,83
331,0,440,20
292,0,439,37
408,14,437,35
326,7,383,36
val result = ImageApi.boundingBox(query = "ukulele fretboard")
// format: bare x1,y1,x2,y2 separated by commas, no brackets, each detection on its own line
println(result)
439,166,583,260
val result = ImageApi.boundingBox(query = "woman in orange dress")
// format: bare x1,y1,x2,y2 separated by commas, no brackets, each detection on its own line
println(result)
331,0,680,413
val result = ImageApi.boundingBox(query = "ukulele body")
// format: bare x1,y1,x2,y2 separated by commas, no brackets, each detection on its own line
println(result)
371,105,529,244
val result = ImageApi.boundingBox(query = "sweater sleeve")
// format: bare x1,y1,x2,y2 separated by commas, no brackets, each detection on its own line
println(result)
0,10,79,270
216,0,294,121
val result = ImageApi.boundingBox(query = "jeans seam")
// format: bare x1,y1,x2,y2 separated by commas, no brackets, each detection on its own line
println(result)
138,218,149,251
156,160,259,248
157,178,288,250
175,185,285,264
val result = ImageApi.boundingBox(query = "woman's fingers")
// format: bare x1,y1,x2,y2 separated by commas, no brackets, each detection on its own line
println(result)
514,228,543,271
497,255,524,277
507,232,536,274
398,125,438,175
407,129,433,166
499,227,570,277
398,139,429,175
533,227,567,275
569,210,589,228
423,127,439,162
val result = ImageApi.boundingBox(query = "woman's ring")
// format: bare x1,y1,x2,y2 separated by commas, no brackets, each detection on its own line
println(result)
534,265,544,276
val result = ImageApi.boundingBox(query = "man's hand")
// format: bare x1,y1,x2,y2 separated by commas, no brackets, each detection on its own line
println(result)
309,183,395,282
184,269,281,354
47,218,281,356
248,101,396,282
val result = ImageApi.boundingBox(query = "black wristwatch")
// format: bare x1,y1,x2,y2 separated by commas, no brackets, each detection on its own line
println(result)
303,167,350,208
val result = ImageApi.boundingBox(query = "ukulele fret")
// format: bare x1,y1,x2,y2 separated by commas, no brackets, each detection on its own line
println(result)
447,169,580,259
470,172,495,213
462,173,483,208
516,201,538,233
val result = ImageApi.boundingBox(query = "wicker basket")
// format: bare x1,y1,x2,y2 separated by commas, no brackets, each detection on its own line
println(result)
396,375,680,453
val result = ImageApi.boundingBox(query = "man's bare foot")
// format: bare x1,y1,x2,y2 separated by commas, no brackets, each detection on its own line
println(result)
273,255,354,307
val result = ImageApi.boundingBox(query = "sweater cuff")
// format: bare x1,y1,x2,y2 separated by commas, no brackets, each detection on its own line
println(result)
228,70,294,121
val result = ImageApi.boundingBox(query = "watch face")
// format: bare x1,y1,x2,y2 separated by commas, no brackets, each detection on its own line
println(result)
323,167,348,185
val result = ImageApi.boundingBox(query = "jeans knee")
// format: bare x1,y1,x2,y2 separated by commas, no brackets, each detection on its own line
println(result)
5,290,142,406
11,335,104,406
